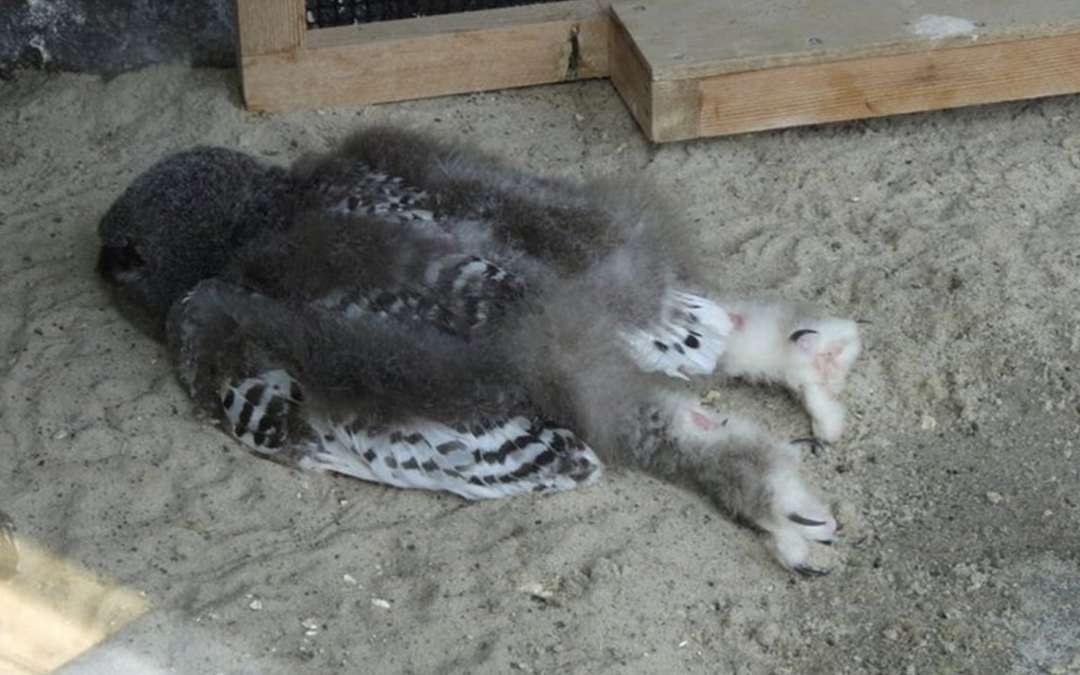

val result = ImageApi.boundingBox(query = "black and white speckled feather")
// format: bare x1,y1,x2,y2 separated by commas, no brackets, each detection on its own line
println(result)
620,290,734,380
301,157,436,224
216,366,597,499
166,274,600,498
303,413,598,499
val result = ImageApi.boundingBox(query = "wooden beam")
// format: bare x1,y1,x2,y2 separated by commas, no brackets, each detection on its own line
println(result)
240,0,608,111
236,0,1080,141
689,32,1080,140
236,0,306,107
0,539,147,673
235,0,305,56
609,0,1080,141
607,8,652,134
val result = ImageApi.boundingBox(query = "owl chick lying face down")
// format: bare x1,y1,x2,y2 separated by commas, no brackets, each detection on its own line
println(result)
97,127,860,575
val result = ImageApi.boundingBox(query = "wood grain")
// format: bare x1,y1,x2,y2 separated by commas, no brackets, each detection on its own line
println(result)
236,0,305,56
240,0,608,111
608,12,653,136
675,32,1080,140
235,0,1080,142
609,0,1080,81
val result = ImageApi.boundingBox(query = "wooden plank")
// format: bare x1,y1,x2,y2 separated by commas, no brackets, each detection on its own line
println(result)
240,0,608,111
308,0,604,50
609,15,702,143
236,0,1080,141
609,0,1080,141
610,0,1080,82
650,31,1080,141
607,10,654,135
235,0,305,56
0,538,147,673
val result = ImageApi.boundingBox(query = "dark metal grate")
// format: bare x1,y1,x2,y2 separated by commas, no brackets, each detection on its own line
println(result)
305,0,570,28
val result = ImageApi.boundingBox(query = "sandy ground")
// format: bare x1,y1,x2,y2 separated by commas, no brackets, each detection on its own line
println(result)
1,65,1079,675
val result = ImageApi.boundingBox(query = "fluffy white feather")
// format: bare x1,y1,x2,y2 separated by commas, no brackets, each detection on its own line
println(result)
720,299,861,442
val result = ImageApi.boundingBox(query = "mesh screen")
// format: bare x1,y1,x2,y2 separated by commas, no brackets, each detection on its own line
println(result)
305,0,570,28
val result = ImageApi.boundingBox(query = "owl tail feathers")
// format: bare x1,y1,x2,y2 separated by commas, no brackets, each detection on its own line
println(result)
295,413,603,501
620,290,734,380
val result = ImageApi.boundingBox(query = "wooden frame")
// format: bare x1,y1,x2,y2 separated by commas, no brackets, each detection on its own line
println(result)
237,0,1080,141
607,0,1080,141
237,0,609,111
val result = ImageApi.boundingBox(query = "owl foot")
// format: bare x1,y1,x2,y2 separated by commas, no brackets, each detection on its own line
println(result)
719,299,861,442
764,473,838,574
787,322,860,442
745,439,838,573
663,399,837,574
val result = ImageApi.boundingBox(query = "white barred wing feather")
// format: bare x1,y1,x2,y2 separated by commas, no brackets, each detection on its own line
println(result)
302,414,602,500
221,370,601,500
620,290,734,380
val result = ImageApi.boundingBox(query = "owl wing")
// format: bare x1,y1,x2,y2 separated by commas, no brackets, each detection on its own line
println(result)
619,290,735,380
297,129,734,375
300,155,437,224
290,151,528,337
318,251,524,337
167,278,601,500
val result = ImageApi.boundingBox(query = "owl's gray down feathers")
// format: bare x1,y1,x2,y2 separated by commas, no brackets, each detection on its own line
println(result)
97,126,845,573
92,126,725,480
293,127,714,462
97,146,298,339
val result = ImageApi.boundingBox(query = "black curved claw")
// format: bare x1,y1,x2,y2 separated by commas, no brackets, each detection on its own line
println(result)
788,513,827,527
791,436,828,456
794,565,829,578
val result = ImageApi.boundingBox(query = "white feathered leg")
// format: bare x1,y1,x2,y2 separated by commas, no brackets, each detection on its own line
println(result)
644,393,837,574
718,299,861,443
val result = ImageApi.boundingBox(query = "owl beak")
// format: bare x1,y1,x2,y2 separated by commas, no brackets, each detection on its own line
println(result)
97,242,147,285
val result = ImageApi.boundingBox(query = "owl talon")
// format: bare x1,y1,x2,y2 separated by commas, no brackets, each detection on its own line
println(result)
788,513,826,527
794,565,829,578
791,436,828,456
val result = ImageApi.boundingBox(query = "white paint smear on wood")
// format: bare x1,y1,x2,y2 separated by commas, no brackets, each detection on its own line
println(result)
910,14,977,38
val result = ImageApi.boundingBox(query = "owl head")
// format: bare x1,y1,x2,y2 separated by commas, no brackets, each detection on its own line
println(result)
97,147,297,339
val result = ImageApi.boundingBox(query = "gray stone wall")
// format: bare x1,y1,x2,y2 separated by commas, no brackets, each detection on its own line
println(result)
0,0,235,77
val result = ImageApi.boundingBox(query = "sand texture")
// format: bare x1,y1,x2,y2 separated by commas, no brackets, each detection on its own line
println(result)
1,66,1079,674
